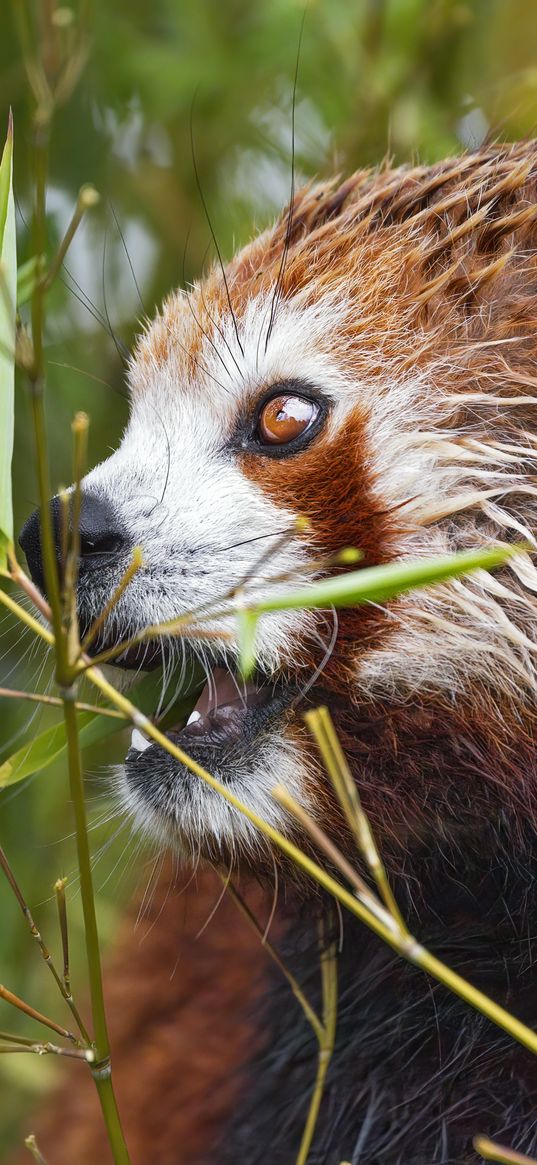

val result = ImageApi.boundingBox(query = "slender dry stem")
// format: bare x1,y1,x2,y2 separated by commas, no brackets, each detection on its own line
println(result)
474,1137,537,1165
77,662,537,1058
304,706,407,932
0,983,78,1044
81,546,143,652
54,878,70,996
10,15,132,1154
43,184,99,291
272,783,395,930
225,880,323,1041
5,574,537,1065
0,1034,93,1061
24,1134,49,1164
0,845,91,1043
0,687,125,718
295,919,338,1165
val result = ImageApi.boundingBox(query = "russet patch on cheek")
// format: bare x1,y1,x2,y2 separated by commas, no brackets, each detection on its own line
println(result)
239,408,404,688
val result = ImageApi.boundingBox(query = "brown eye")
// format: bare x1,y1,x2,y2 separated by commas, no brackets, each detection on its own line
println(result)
257,394,320,446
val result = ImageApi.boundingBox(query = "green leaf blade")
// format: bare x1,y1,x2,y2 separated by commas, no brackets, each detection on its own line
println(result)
0,113,16,571
237,607,258,680
0,668,199,789
252,545,516,615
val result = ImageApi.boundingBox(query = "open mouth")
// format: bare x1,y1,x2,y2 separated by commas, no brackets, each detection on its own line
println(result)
129,665,288,755
106,637,309,855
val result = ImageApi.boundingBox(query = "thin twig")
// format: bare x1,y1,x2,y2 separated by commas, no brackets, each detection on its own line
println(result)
295,916,338,1165
0,845,91,1042
81,546,144,652
42,184,99,291
62,411,87,659
0,983,78,1044
11,7,131,1160
6,570,537,1063
24,1135,49,1164
0,686,126,718
225,880,323,1041
474,1136,537,1165
79,665,537,1058
54,878,70,996
272,783,396,930
0,1034,93,1061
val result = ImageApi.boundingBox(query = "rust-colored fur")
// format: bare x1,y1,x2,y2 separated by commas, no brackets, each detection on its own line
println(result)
15,867,270,1164
15,143,537,1162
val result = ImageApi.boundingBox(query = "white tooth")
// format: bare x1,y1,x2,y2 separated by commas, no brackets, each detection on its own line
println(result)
131,728,152,753
187,709,202,725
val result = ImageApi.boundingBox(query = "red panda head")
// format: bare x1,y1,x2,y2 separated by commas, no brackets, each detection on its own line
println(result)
23,142,537,868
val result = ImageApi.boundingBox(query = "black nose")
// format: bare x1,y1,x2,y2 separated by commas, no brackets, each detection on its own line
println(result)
19,493,128,597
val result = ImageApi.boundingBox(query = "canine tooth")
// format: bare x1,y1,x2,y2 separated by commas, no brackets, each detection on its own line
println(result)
131,728,152,753
187,709,202,725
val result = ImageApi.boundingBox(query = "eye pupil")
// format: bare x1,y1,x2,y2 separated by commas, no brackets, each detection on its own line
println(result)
257,394,319,447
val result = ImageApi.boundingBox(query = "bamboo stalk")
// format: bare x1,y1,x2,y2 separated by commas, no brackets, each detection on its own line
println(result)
5,564,537,1066
0,1036,93,1061
81,546,143,652
54,878,70,996
42,184,99,291
14,25,132,1153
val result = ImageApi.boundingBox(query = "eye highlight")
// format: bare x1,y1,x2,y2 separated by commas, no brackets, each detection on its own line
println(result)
256,393,321,447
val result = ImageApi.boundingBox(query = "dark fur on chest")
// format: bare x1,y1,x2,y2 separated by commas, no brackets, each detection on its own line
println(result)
217,824,537,1165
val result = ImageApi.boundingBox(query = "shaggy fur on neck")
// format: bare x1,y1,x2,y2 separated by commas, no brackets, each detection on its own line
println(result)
218,821,537,1165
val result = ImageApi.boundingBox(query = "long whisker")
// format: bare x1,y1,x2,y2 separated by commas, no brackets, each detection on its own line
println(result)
182,233,236,385
60,269,113,337
110,200,145,313
264,7,306,352
291,606,339,706
214,528,293,554
159,311,230,394
102,229,131,366
190,97,244,361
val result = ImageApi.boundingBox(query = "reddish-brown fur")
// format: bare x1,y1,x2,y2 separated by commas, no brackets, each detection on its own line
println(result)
15,143,537,1162
13,866,271,1165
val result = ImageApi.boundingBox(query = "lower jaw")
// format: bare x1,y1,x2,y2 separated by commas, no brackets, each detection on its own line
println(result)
125,683,294,784
118,676,311,865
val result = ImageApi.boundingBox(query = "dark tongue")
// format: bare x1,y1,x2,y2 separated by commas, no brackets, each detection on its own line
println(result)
176,666,269,746
193,667,256,715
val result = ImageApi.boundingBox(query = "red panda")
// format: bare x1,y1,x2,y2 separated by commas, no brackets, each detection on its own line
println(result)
17,141,537,1163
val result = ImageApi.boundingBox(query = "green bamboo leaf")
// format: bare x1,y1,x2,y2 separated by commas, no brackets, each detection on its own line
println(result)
237,607,258,680
0,112,16,571
0,669,197,789
252,545,515,614
0,713,102,788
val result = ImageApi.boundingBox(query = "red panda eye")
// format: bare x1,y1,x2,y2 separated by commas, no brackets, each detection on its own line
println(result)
256,394,320,446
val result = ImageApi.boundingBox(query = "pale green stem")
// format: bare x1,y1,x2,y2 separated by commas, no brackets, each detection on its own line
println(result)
295,925,338,1165
473,1136,537,1165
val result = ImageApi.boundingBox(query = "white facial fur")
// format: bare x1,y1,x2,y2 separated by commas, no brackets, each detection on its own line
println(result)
80,289,357,669
79,288,355,853
80,257,537,856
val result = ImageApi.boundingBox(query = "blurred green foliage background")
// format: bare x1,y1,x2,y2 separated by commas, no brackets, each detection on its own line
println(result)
1,0,537,1154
